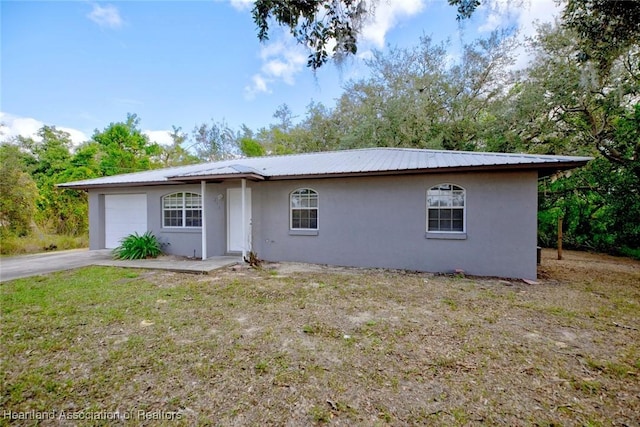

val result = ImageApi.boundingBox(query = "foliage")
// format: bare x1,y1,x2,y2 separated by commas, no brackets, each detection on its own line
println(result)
3,4,639,259
330,31,519,151
19,126,72,181
521,22,639,254
448,0,481,20
239,137,266,157
252,0,639,74
157,126,200,166
13,127,93,235
112,231,163,260
91,113,162,176
0,143,38,237
562,0,640,77
192,119,238,161
294,101,340,152
252,103,309,154
0,115,166,242
619,246,640,261
252,0,368,69
521,23,639,164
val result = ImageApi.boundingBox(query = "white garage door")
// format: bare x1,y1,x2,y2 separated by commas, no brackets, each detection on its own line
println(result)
105,194,148,249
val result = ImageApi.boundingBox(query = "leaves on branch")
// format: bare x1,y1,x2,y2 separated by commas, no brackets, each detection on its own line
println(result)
562,0,640,78
252,0,370,69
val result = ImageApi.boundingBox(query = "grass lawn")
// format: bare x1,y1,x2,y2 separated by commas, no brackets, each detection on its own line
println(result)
1,249,639,426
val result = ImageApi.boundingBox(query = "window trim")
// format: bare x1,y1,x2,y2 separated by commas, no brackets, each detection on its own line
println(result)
289,188,319,232
426,183,466,236
162,191,202,229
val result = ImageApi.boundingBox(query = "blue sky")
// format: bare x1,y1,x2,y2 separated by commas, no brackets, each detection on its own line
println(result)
1,0,559,145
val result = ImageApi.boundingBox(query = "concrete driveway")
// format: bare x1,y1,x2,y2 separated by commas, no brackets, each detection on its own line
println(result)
0,249,241,282
0,249,112,282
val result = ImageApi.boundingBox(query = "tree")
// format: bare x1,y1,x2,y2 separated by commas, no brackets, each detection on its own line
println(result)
192,119,238,161
92,113,162,176
253,0,369,69
517,22,639,254
253,0,638,74
330,31,518,150
448,0,482,20
17,126,72,183
437,29,519,150
0,116,165,237
157,126,200,166
239,137,266,157
562,0,640,78
520,22,638,169
233,123,264,157
294,101,340,152
251,0,512,69
273,103,295,131
255,125,298,155
12,127,89,234
0,143,38,237
252,104,308,154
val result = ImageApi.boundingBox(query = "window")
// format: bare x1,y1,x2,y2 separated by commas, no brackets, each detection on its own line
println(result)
427,184,465,232
290,188,318,230
163,192,202,228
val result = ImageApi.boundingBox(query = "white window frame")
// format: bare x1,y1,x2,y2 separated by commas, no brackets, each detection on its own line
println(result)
426,184,466,234
290,188,319,231
162,192,202,228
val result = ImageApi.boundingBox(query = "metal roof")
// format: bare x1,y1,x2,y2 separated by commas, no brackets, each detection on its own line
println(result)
59,148,593,189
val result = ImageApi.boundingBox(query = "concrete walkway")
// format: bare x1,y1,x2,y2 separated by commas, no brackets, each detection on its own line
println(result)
0,249,241,282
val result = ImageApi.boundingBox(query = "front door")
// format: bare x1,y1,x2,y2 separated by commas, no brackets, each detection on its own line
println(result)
227,188,252,253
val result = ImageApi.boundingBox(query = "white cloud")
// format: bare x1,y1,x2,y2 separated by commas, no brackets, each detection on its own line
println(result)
516,0,561,39
243,1,427,98
243,0,426,98
473,0,560,69
87,3,123,29
247,74,270,96
59,127,89,145
514,0,562,68
0,112,88,145
360,0,425,48
228,0,253,11
244,36,306,99
477,0,518,33
477,0,559,37
143,130,173,146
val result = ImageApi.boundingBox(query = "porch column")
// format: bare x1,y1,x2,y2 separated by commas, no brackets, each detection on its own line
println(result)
201,180,207,260
241,178,247,260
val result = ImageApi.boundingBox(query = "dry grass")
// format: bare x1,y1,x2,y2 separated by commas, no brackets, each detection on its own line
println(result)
0,233,88,256
1,249,639,426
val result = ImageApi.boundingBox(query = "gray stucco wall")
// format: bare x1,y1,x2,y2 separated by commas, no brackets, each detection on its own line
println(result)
88,192,105,250
88,170,538,278
251,171,538,279
89,183,242,257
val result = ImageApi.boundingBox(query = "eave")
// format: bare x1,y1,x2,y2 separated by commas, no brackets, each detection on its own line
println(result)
167,173,266,182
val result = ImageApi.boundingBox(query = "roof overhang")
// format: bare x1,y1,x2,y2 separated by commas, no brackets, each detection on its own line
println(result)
257,160,592,181
56,153,592,190
167,173,266,182
57,180,176,190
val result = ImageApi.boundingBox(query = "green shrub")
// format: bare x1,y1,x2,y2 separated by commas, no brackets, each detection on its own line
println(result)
619,246,640,260
112,231,163,260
